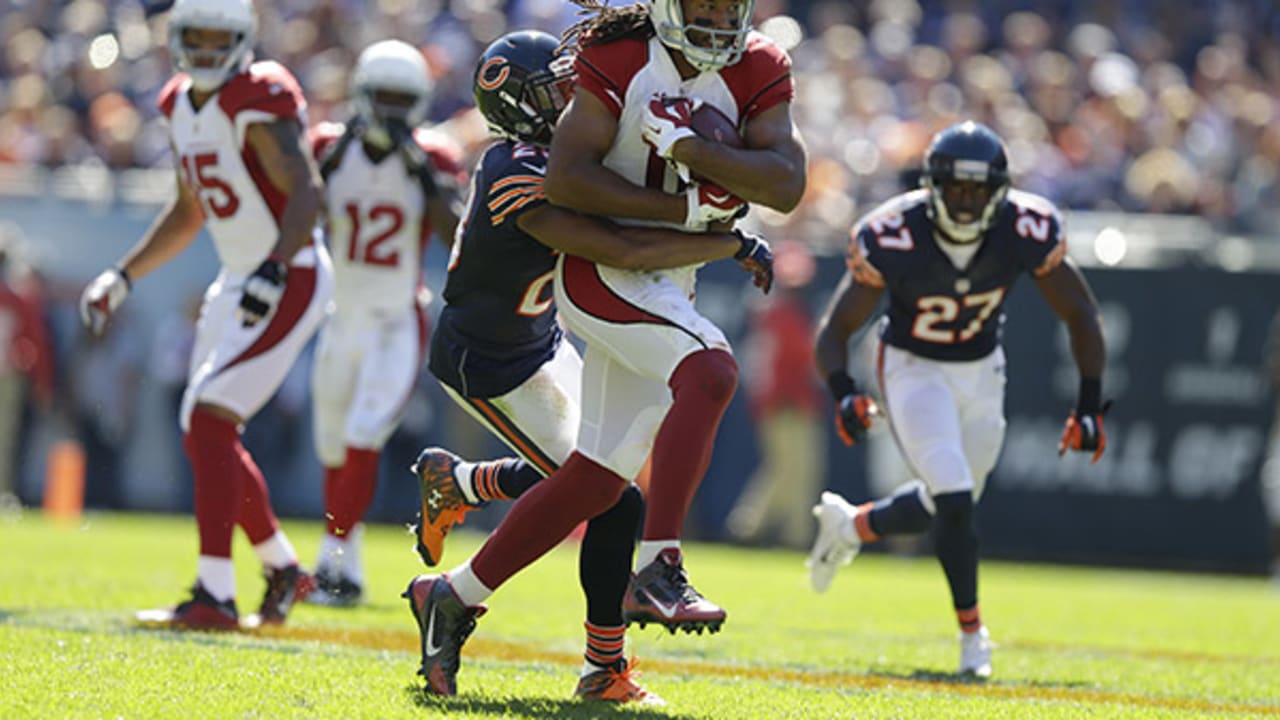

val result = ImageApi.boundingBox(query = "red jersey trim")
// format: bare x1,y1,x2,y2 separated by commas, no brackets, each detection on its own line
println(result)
241,139,286,228
157,74,190,118
217,61,306,122
721,35,794,121
575,37,650,120
223,264,317,370
308,122,345,163
560,256,715,356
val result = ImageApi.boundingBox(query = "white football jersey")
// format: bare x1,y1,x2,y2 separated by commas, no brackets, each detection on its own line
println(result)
159,62,311,275
312,123,463,316
607,40,741,209
573,32,794,293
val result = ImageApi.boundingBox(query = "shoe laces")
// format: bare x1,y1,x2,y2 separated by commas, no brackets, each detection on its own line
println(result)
592,658,652,702
440,612,480,675
660,558,706,604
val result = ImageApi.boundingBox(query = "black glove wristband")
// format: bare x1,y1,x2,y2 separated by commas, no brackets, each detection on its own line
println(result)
827,370,858,402
732,229,755,260
1077,377,1102,415
115,266,132,290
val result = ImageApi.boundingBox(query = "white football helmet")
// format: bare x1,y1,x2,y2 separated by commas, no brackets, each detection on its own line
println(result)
649,0,755,73
167,0,256,92
351,40,433,149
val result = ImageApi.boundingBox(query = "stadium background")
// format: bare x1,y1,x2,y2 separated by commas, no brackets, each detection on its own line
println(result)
1,0,1277,573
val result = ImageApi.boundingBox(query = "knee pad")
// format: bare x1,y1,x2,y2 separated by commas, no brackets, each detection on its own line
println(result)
671,349,738,404
916,445,975,497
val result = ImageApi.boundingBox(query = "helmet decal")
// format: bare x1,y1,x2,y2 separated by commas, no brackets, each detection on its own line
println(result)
477,58,510,91
472,31,575,147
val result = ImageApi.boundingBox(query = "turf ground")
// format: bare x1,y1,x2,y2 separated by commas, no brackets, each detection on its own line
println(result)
2,510,1278,719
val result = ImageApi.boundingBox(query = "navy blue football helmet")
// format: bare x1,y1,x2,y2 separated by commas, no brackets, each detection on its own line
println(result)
922,121,1010,243
473,31,575,147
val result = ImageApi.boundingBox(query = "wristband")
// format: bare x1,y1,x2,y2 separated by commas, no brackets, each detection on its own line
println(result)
1077,377,1102,415
115,266,132,290
827,370,858,401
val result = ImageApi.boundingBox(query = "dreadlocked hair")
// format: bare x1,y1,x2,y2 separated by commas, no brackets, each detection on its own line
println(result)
560,0,653,53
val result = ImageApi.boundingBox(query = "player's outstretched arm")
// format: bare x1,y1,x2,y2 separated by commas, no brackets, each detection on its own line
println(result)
119,166,206,281
815,272,882,380
671,102,807,213
1034,257,1105,388
545,92,687,225
518,204,739,270
245,120,322,262
815,271,885,445
79,165,205,334
1035,257,1109,461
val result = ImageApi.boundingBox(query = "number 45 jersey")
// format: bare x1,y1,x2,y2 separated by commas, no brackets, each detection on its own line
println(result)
159,61,311,275
848,188,1068,362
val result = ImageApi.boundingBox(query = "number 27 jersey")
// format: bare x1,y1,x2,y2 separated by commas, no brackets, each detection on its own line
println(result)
848,188,1068,362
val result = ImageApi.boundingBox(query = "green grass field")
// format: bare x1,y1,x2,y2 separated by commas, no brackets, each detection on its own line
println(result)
2,509,1278,719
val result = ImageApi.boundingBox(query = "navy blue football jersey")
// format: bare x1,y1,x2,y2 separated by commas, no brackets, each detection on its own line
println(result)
430,140,562,398
848,188,1067,361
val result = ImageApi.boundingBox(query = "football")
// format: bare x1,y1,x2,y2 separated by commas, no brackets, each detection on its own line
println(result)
690,103,744,149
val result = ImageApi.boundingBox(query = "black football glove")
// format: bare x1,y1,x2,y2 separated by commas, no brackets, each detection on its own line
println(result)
238,256,288,328
733,228,773,294
1058,401,1112,463
835,394,878,447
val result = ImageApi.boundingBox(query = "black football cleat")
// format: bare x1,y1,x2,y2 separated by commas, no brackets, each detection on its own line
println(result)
403,574,486,696
622,548,725,635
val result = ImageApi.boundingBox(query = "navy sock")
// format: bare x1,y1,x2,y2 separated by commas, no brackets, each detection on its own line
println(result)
579,484,642,627
496,459,544,500
933,491,979,611
868,481,934,536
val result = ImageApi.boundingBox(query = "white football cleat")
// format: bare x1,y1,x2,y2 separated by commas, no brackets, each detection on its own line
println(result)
807,491,862,593
958,625,994,678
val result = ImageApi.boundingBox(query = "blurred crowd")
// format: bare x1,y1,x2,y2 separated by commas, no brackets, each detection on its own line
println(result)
2,0,1280,239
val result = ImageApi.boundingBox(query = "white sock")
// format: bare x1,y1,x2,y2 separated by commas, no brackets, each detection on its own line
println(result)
253,530,298,570
581,660,608,678
446,560,493,607
317,524,364,584
316,533,349,570
197,555,236,603
453,462,482,505
636,540,679,569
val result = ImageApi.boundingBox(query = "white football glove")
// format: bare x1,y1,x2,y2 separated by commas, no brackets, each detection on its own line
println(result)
79,267,131,336
643,95,701,160
685,180,748,230
238,256,288,328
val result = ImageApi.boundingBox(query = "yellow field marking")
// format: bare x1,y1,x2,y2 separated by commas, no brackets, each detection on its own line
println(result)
251,624,1280,716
